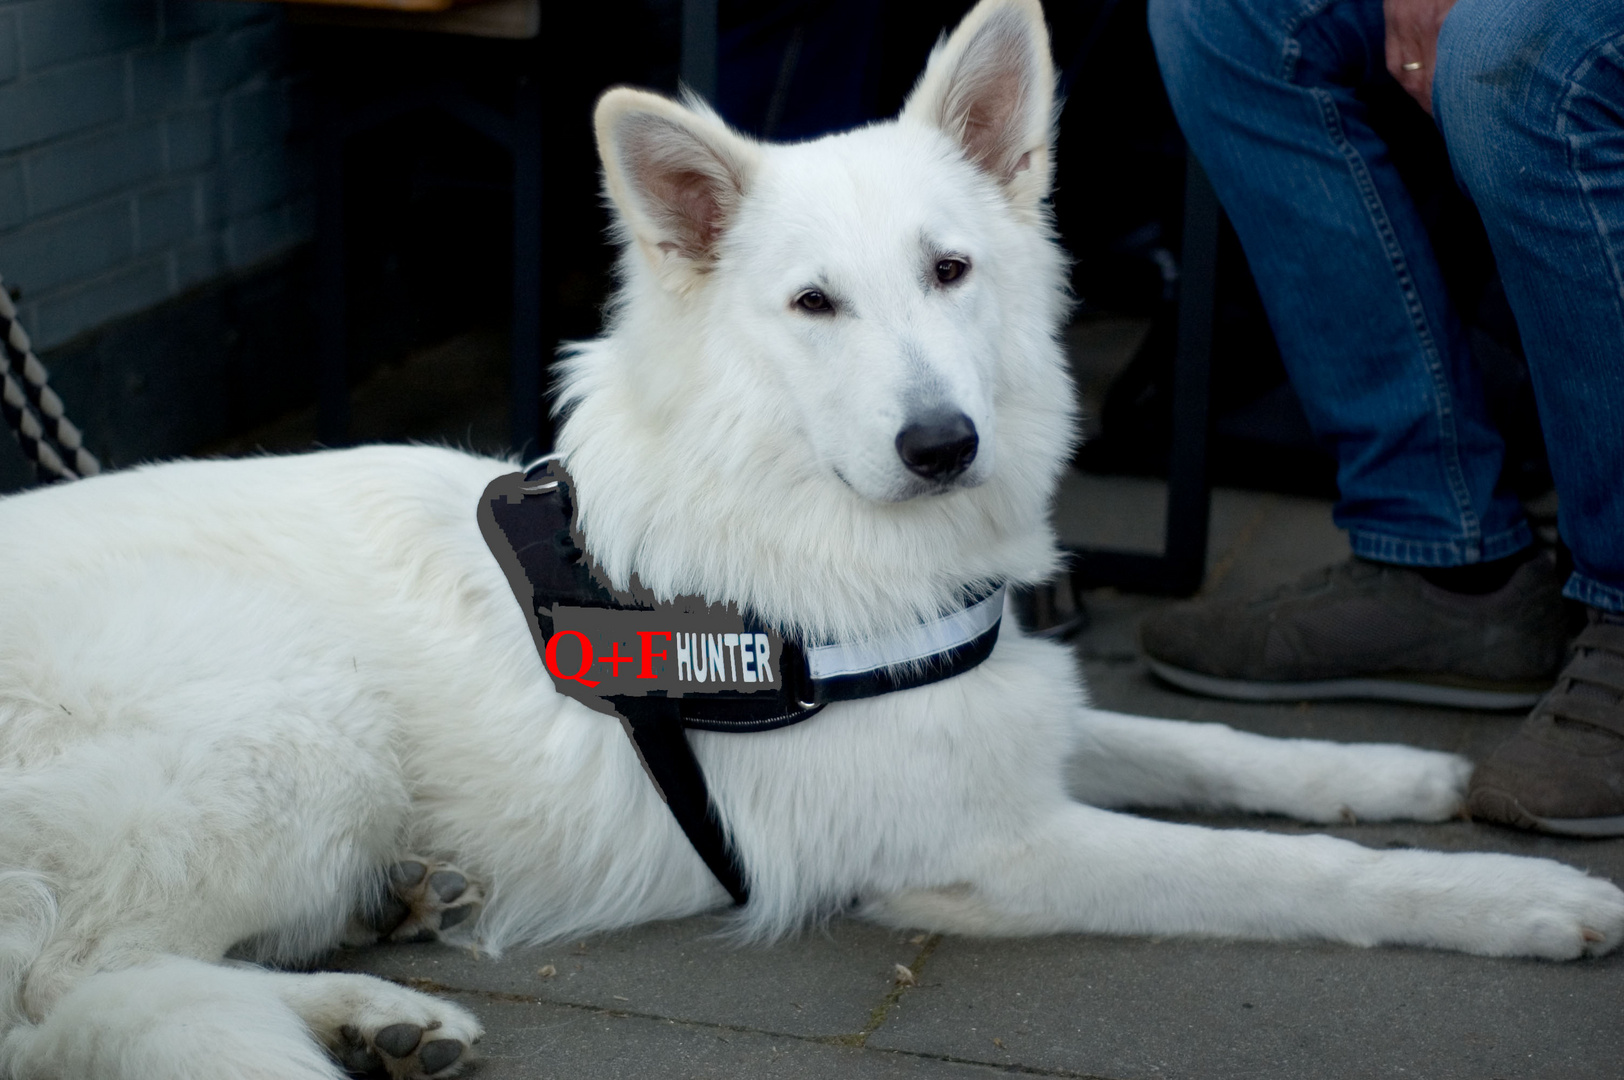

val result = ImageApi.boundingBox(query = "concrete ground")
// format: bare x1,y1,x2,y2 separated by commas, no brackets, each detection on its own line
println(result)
219,321,1624,1079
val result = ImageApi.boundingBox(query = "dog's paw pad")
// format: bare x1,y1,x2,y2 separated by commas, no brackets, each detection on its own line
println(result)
382,856,485,944
438,904,475,930
391,861,429,888
374,1023,424,1058
418,1039,465,1074
428,870,466,903
341,1019,472,1079
334,1024,383,1073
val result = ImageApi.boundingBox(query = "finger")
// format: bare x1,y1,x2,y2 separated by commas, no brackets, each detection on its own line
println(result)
1384,8,1407,80
1404,23,1441,114
1383,0,1448,108
1389,55,1429,106
1382,0,1419,81
1414,68,1435,115
1386,31,1432,110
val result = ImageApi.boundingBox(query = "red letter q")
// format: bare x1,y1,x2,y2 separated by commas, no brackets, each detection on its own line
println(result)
545,630,601,688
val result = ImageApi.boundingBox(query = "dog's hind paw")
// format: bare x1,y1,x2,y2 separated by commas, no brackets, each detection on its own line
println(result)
352,857,484,945
386,858,485,943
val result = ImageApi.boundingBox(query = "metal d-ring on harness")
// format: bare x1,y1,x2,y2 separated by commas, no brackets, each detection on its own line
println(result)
0,277,101,484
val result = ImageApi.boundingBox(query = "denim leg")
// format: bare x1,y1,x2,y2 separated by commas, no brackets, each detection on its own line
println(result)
1147,0,1531,566
1435,0,1624,613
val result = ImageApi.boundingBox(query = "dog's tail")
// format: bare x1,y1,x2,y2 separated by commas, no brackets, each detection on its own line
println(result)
0,869,55,1036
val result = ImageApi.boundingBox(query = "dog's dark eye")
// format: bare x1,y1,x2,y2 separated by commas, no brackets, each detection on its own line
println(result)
935,258,969,284
795,290,833,313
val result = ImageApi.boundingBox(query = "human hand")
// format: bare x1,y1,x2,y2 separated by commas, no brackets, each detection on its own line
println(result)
1383,0,1458,114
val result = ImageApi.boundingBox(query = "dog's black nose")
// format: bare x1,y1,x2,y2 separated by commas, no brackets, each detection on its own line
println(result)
896,411,978,481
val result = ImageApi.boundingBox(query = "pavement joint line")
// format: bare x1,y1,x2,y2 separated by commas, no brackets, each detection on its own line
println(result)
849,1045,1126,1079
374,967,1126,1079
380,973,818,1039
830,931,944,1049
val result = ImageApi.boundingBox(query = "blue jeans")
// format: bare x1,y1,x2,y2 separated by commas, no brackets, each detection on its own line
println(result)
1147,0,1624,612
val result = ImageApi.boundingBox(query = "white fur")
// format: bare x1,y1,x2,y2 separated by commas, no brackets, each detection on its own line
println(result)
0,1,1620,1075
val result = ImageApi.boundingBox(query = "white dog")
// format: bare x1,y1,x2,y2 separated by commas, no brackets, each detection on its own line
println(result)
0,1,1620,1077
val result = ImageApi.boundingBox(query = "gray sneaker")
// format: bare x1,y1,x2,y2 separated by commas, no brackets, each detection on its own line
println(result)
1138,552,1568,709
1467,610,1624,837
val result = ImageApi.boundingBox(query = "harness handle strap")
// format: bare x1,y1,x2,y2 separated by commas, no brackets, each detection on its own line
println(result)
613,696,750,906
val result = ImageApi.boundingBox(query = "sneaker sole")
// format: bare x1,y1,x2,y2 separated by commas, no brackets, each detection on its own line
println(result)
1468,788,1624,838
1144,658,1544,711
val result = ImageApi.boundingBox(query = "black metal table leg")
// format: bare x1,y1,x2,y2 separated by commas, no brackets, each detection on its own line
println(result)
1161,153,1217,591
316,86,350,447
1068,154,1217,596
510,73,546,456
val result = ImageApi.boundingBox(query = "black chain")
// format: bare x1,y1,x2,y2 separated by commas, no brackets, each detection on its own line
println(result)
0,279,100,484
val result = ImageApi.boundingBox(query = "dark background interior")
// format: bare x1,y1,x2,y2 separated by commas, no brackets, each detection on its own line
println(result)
306,0,1550,503
6,0,1537,505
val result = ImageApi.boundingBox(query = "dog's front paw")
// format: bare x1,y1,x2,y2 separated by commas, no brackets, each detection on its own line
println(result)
1402,853,1624,959
1367,746,1473,822
1488,863,1624,960
324,983,482,1079
1311,744,1472,823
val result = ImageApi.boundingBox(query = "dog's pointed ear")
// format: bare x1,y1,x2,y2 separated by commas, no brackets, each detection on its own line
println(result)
901,0,1055,210
595,88,761,290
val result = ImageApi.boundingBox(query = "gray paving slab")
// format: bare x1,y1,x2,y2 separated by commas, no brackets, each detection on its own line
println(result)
870,932,1624,1080
444,994,1019,1079
331,916,919,1040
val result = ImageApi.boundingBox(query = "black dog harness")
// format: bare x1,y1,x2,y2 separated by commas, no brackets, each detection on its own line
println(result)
478,459,1004,905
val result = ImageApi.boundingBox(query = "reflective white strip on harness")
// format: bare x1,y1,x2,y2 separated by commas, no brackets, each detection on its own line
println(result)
804,585,1007,681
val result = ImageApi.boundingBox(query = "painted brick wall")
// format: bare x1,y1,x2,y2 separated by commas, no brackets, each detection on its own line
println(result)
0,0,307,351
